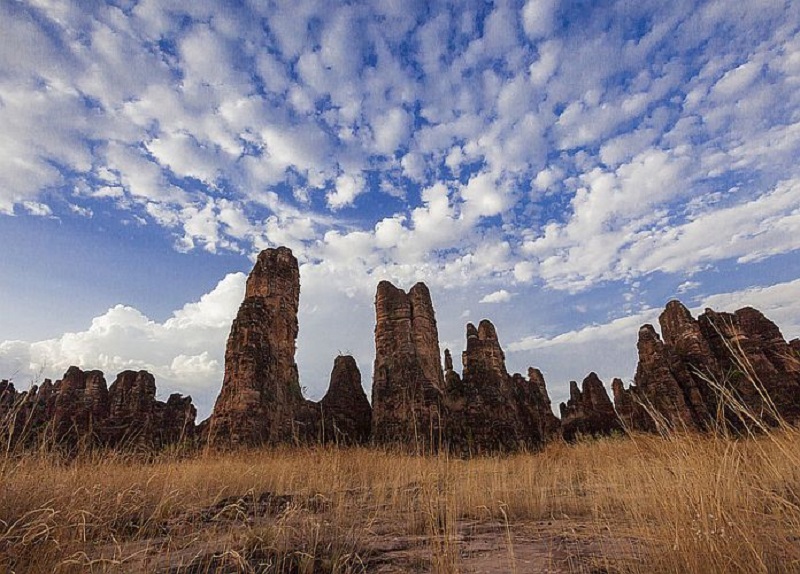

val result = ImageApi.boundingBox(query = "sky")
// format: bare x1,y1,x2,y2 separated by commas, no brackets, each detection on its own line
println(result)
1,0,800,419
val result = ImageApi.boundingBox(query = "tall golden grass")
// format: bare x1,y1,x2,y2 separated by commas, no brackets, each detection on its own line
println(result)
2,425,800,573
3,339,800,572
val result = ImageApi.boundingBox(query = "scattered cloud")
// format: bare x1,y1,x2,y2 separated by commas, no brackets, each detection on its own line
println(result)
480,289,515,304
1,1,800,409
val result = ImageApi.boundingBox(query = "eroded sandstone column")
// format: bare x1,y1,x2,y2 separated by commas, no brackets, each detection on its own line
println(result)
208,247,303,446
371,281,444,448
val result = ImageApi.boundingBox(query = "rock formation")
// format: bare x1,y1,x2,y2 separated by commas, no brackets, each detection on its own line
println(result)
52,366,110,446
615,300,800,433
207,247,304,446
698,307,800,424
443,320,556,452
518,367,562,440
560,373,622,440
315,355,372,444
107,370,196,448
0,367,196,451
371,281,445,448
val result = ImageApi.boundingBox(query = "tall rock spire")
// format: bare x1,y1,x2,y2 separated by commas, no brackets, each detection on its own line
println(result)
208,247,304,446
371,281,444,448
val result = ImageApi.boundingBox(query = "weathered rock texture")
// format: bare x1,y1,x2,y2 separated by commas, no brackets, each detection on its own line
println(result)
0,367,196,451
205,247,373,447
370,279,564,453
107,370,196,448
371,281,445,448
615,300,800,433
560,373,622,440
207,247,305,446
310,355,372,444
443,320,558,452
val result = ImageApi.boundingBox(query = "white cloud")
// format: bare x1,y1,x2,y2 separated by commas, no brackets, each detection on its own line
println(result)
522,0,558,41
1,0,800,402
480,289,515,304
0,273,247,417
372,108,411,155
676,280,700,294
327,172,366,210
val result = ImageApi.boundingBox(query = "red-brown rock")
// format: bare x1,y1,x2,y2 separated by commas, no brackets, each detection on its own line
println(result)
444,320,557,452
207,247,304,446
560,373,622,440
616,300,800,434
107,370,196,448
698,307,800,424
0,367,197,452
371,281,444,448
51,366,110,446
316,355,372,445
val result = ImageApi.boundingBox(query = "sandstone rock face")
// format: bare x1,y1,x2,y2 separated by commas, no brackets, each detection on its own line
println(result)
512,368,562,442
612,378,655,432
107,370,196,448
371,281,562,453
629,324,705,432
443,320,558,452
560,373,622,440
208,247,304,446
52,366,110,445
0,367,195,451
616,300,800,433
698,307,800,424
316,355,372,444
791,338,800,357
444,320,524,453
371,281,444,448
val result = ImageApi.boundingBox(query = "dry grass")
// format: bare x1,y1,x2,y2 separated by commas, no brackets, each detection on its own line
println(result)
1,426,800,573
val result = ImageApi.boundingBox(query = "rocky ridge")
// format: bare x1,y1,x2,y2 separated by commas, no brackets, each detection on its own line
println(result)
614,301,800,433
0,367,196,451
4,246,800,454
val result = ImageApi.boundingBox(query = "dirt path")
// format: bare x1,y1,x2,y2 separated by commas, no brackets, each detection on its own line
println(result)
91,493,643,573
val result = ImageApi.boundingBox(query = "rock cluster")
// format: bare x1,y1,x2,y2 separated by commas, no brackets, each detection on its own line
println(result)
0,367,196,451
206,247,373,447
442,320,559,453
560,373,622,440
7,243,799,455
371,281,562,452
614,301,800,433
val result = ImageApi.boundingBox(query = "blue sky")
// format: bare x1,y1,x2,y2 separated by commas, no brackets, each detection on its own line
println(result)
1,0,799,418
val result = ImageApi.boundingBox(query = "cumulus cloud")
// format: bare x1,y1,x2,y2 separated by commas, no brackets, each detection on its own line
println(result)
480,289,515,304
2,0,800,403
0,273,247,417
